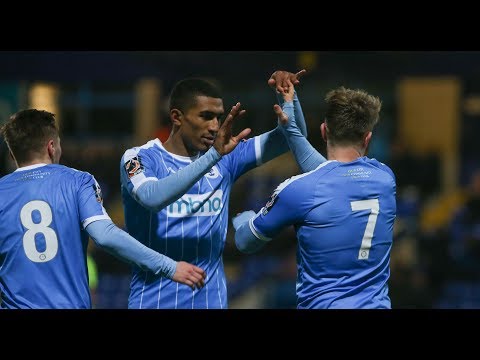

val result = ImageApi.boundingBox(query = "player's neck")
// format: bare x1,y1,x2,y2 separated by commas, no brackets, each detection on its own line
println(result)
327,145,364,163
18,155,53,168
163,136,199,158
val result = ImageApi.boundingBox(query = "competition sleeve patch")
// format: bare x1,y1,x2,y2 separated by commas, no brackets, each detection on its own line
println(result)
92,182,103,203
125,156,144,178
261,190,279,216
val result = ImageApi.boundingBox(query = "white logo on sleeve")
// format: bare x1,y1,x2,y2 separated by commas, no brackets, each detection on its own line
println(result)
205,165,220,179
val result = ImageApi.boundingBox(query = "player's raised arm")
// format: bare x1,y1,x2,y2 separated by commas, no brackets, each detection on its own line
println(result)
269,69,308,137
254,70,310,165
274,79,326,173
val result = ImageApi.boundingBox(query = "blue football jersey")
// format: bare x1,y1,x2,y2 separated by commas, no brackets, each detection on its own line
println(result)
0,164,110,309
121,138,260,309
251,158,396,309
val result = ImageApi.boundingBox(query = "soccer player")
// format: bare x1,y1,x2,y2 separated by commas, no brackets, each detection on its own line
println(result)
120,70,307,309
233,79,396,309
0,109,206,309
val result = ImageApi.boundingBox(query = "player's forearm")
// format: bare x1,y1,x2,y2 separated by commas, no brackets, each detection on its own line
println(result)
277,91,307,136
257,93,308,164
86,219,177,278
135,147,222,211
293,92,307,137
258,127,289,164
235,221,268,254
233,211,269,254
281,103,326,173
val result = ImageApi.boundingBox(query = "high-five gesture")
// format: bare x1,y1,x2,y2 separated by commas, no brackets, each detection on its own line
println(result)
213,102,251,156
268,69,307,94
273,79,295,125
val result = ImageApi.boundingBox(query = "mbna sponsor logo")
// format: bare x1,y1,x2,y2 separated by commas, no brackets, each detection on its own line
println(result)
167,190,223,217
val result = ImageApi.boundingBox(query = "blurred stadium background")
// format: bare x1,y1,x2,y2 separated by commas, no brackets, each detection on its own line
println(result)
2,50,480,308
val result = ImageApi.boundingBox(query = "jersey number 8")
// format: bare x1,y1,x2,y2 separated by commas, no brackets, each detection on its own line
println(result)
20,200,58,263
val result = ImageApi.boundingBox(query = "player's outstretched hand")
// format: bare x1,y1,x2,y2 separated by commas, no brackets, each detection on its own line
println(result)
268,69,307,94
172,261,207,290
214,102,251,156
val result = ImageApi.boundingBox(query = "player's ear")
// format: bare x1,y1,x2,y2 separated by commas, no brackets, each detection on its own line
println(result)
170,109,182,126
364,132,372,148
320,122,328,143
47,139,55,161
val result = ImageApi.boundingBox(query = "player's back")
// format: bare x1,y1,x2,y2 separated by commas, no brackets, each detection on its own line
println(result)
0,164,92,309
292,157,396,309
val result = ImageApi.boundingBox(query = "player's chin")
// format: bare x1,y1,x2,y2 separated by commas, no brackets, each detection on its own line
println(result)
200,138,214,149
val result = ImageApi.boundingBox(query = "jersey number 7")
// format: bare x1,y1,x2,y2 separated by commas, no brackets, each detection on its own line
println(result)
350,199,379,260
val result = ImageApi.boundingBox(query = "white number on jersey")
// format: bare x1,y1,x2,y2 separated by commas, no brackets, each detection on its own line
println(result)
20,200,58,262
350,199,379,260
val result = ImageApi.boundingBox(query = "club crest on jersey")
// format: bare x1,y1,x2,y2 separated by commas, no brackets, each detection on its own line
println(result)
125,156,144,178
205,165,220,179
262,191,279,215
92,183,103,203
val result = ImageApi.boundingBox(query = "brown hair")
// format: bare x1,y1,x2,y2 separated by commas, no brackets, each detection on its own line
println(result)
0,109,59,165
324,86,381,146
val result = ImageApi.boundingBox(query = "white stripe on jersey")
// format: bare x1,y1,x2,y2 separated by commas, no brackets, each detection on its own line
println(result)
204,176,218,309
175,219,185,309
254,136,262,166
157,277,163,309
248,162,336,241
14,163,48,172
175,282,179,309
131,176,157,195
181,220,184,261
191,288,195,309
160,202,169,308
216,268,223,309
249,217,272,241
271,159,336,195
193,184,201,308
82,214,111,228
123,139,160,162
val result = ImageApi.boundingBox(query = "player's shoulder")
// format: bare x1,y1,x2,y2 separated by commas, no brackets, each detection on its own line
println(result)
274,169,319,195
55,164,84,174
230,137,255,154
54,164,97,183
276,161,339,191
365,157,387,168
0,171,13,184
121,139,161,160
299,160,341,183
364,157,396,180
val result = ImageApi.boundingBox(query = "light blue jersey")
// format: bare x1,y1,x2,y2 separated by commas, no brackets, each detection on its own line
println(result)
250,158,396,309
121,138,260,309
0,164,110,309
